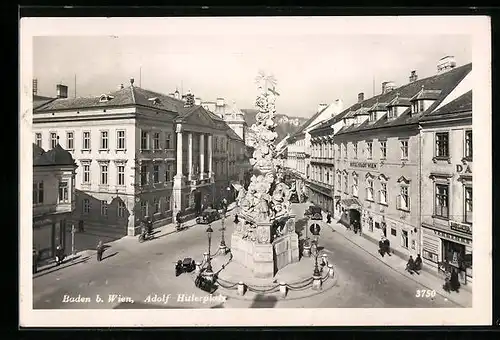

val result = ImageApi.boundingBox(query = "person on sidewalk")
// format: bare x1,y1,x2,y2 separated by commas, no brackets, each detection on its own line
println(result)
234,213,239,224
450,268,461,292
326,212,332,224
33,247,39,274
414,254,423,271
96,240,104,262
378,236,386,257
383,237,391,256
406,256,415,274
176,210,183,230
146,217,153,235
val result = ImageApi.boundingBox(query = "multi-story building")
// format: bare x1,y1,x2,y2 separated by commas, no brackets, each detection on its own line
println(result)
285,100,343,200
33,80,247,237
308,57,471,261
419,90,473,285
33,142,77,261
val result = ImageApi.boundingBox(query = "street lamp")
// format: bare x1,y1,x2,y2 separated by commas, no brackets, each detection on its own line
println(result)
310,223,322,277
206,224,214,274
219,215,226,250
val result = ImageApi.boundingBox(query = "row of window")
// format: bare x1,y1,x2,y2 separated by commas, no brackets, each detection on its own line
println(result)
81,197,172,218
337,174,410,211
311,130,472,161
33,180,69,205
435,184,473,223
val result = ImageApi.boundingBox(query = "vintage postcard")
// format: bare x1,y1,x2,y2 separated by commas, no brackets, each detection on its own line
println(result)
19,15,492,327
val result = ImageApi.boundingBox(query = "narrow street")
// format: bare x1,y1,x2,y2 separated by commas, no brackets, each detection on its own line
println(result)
33,203,461,309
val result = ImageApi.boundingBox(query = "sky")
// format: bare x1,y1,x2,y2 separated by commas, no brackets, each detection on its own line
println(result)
33,34,471,118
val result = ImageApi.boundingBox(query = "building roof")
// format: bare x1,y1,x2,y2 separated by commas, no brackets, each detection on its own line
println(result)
311,62,472,136
33,143,76,167
33,95,57,109
386,94,411,107
226,126,244,142
34,85,186,113
410,87,442,101
290,104,331,139
420,90,472,122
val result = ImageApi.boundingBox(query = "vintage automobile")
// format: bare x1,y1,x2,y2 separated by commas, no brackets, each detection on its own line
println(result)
196,208,221,224
307,205,323,220
175,257,196,277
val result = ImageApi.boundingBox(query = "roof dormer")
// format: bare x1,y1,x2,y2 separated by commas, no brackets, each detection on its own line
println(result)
99,94,115,103
354,106,369,125
367,102,387,123
148,97,162,106
410,86,441,114
386,93,410,120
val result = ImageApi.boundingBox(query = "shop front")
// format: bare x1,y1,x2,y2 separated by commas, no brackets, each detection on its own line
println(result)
422,223,472,286
33,214,70,262
338,198,361,229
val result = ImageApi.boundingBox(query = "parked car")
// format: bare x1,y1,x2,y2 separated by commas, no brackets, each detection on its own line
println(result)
196,208,221,224
307,205,323,220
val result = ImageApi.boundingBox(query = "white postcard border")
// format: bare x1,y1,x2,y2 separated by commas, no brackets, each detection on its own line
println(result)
19,16,492,327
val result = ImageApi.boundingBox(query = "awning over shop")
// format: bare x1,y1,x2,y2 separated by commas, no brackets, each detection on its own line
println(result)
339,198,361,210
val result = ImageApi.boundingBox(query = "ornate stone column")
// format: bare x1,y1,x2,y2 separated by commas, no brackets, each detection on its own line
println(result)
207,134,213,180
188,132,193,180
199,133,205,180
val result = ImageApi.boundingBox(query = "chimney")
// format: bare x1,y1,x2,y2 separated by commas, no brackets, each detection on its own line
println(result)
382,81,396,94
317,103,328,113
195,97,201,105
174,89,180,100
117,84,124,90
33,79,38,95
56,84,68,98
216,98,225,107
437,56,457,74
357,92,364,103
409,70,418,83
130,78,135,86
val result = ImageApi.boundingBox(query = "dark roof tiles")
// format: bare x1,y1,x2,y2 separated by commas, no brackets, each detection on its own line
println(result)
311,62,471,136
33,143,76,167
421,90,472,122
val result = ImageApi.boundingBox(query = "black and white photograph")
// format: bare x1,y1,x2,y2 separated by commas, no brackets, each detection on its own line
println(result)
20,16,491,327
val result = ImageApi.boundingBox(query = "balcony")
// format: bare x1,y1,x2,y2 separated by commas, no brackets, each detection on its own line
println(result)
310,157,334,165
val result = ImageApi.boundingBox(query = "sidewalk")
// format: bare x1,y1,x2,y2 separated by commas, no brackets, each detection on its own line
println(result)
323,217,472,308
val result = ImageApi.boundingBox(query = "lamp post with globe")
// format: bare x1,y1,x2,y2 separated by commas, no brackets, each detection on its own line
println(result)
205,225,214,275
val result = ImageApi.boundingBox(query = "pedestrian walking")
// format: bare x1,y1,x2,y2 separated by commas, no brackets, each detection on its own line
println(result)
234,213,239,224
33,247,39,274
96,240,104,262
378,236,386,257
406,256,415,274
414,254,423,271
450,268,461,292
383,237,391,256
326,212,332,224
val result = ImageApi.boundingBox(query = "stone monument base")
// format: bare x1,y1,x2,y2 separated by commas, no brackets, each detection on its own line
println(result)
230,231,300,279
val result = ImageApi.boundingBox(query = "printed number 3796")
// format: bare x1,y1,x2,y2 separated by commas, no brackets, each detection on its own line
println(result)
416,289,436,298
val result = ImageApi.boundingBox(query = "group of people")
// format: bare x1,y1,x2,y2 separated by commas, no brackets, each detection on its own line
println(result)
405,254,422,274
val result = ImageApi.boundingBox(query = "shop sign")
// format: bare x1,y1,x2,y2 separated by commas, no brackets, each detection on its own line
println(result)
456,164,472,174
433,229,471,245
33,217,55,228
350,161,377,170
450,221,472,235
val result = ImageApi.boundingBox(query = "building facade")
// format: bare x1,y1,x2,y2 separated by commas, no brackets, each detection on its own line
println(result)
308,59,472,261
285,99,344,201
33,81,247,237
420,90,473,285
33,143,77,261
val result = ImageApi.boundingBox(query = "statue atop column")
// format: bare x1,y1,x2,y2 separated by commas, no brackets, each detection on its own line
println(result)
233,71,292,241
